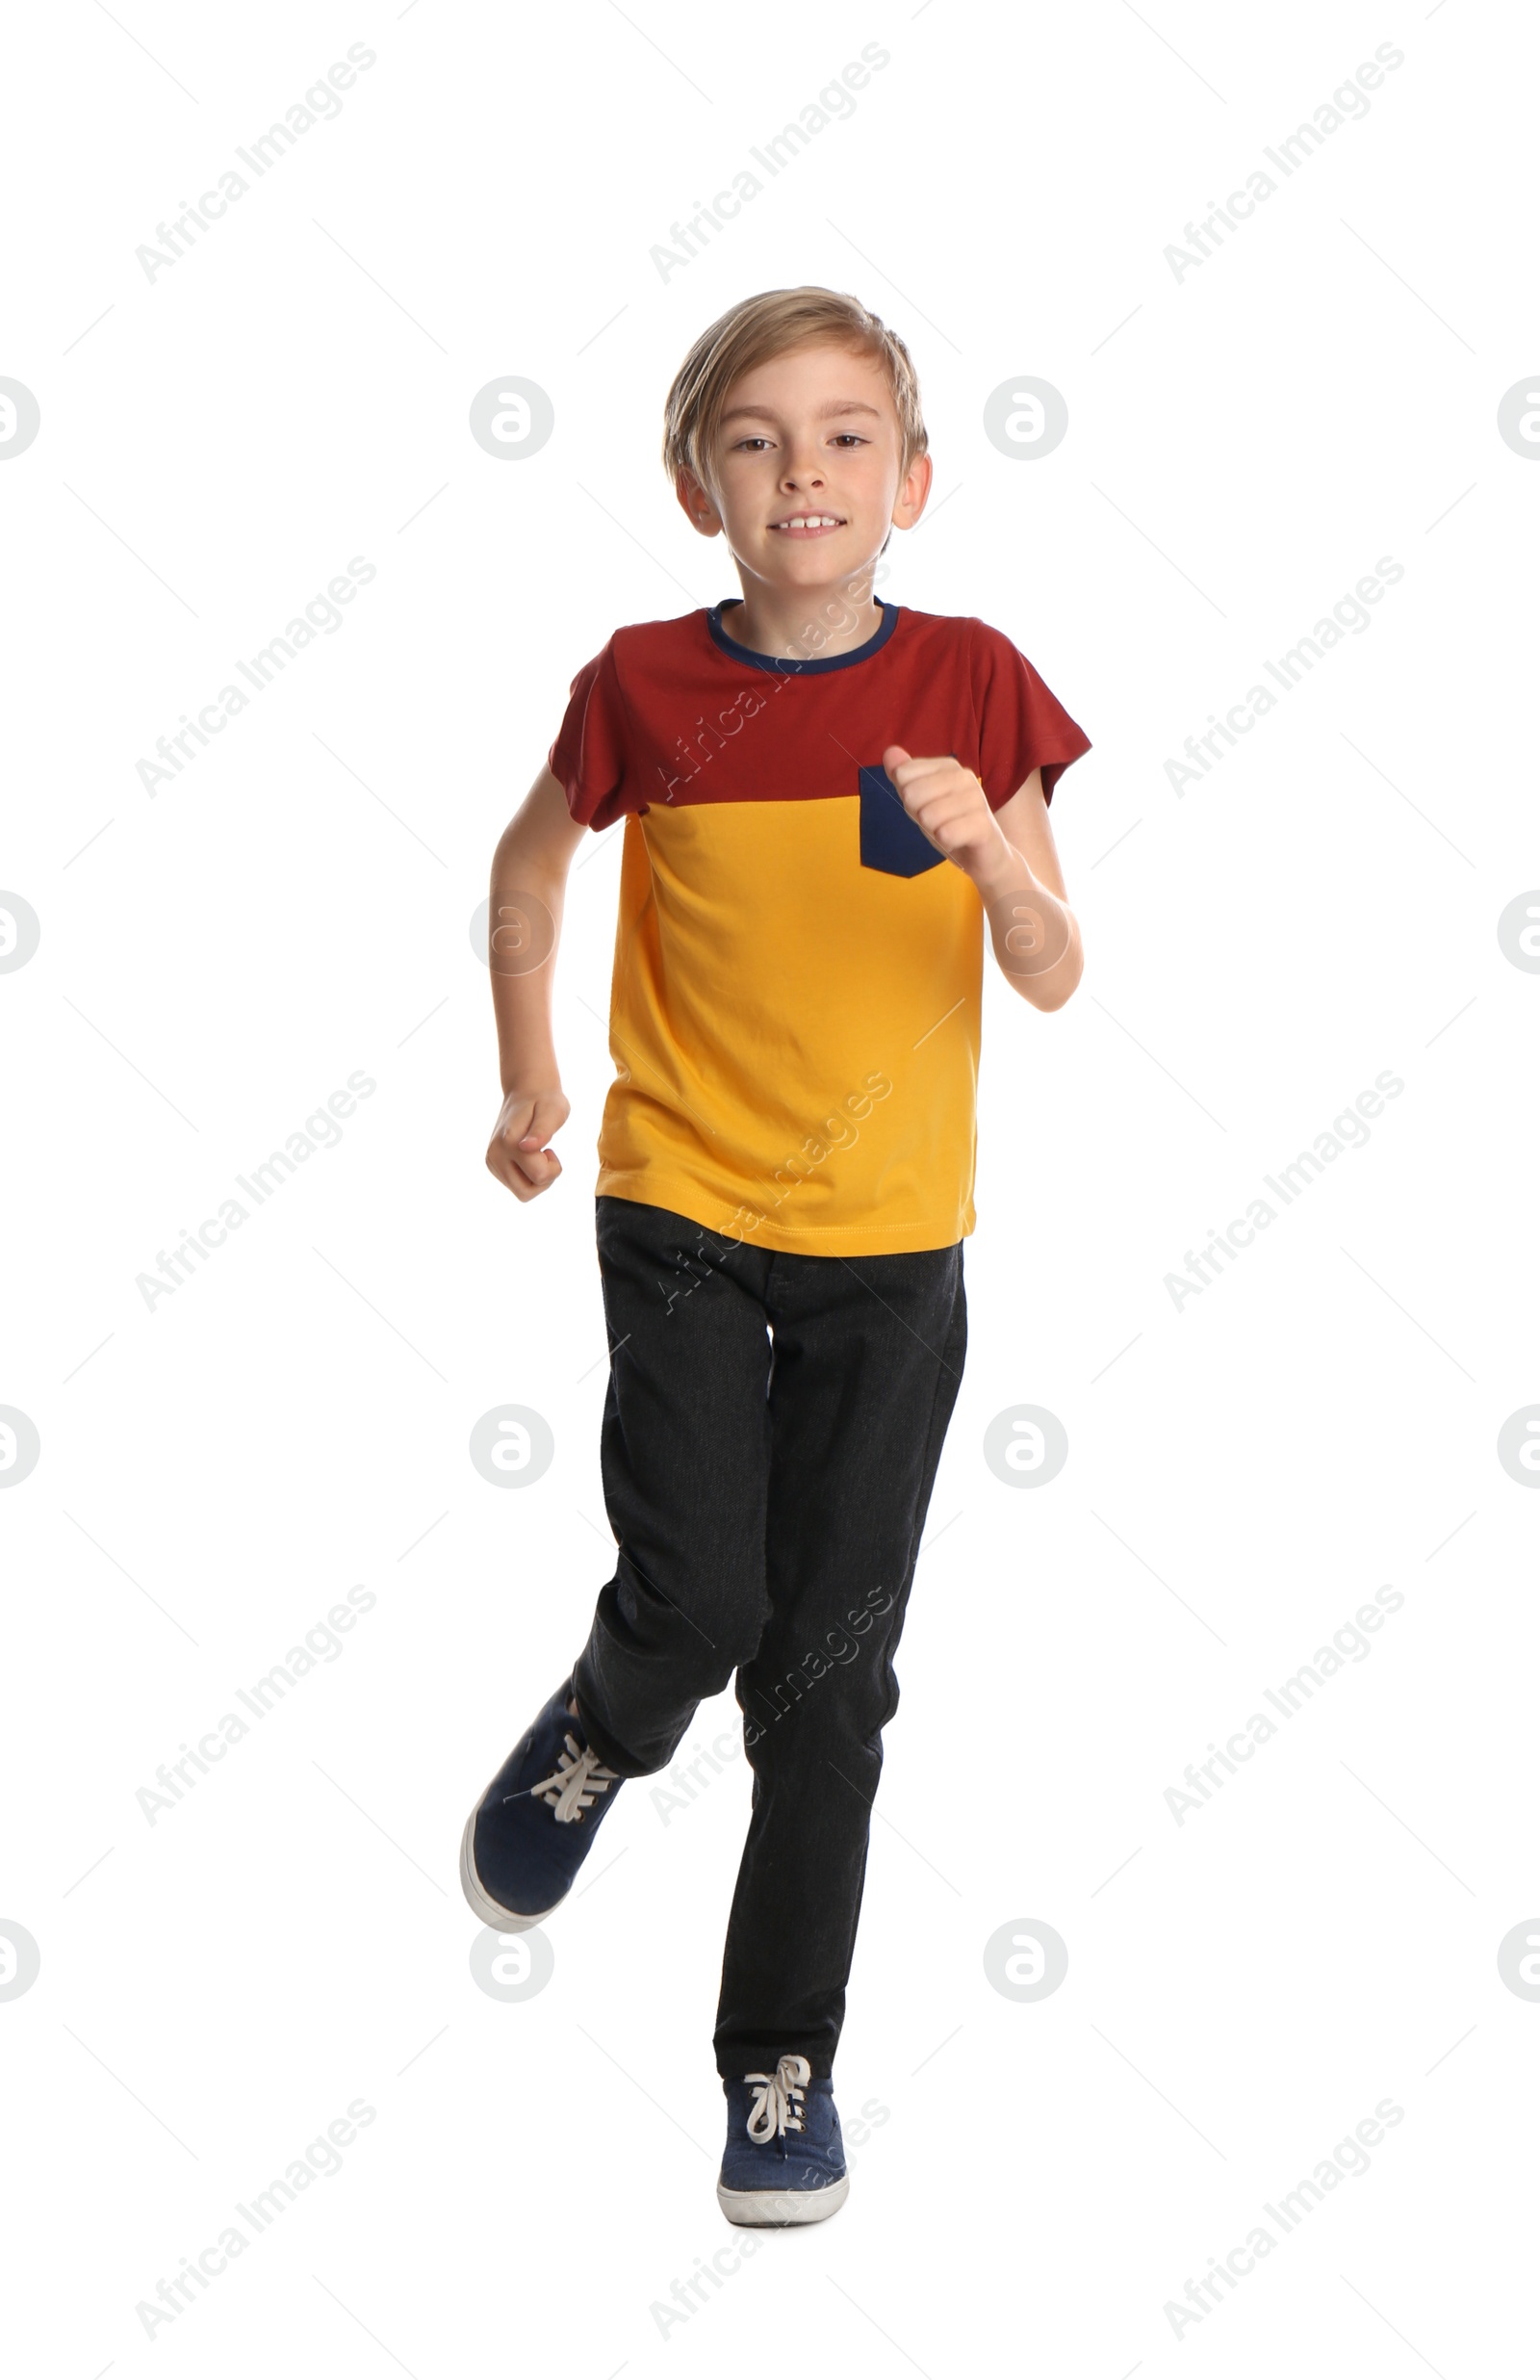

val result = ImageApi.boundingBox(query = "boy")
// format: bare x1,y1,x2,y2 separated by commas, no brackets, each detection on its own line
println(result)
461,287,1091,2225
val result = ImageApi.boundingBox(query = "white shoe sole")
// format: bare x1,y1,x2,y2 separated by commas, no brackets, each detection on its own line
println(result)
458,1807,566,1933
716,2174,849,2227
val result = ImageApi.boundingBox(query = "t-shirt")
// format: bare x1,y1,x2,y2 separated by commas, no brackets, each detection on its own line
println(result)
548,598,1091,1255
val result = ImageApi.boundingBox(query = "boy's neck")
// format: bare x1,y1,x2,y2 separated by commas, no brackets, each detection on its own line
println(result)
719,576,885,666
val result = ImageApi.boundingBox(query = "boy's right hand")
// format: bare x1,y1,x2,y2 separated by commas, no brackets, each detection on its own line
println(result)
486,1085,570,1201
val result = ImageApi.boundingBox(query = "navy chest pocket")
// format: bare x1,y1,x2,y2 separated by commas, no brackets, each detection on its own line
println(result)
858,764,946,878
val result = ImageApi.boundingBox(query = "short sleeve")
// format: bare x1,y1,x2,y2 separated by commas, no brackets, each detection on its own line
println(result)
967,619,1091,810
547,641,632,831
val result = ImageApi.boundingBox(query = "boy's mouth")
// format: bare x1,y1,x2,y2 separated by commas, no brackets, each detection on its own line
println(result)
768,512,846,536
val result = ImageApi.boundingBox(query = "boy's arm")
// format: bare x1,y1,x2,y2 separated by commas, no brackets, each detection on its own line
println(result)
485,763,588,1200
882,746,1083,1012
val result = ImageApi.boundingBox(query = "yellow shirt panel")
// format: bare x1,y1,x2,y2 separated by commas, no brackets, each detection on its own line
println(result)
594,796,984,1255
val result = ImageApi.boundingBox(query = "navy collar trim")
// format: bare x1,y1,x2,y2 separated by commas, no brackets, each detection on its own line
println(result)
706,598,900,675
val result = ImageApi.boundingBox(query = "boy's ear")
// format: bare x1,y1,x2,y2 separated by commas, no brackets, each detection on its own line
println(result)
676,468,723,538
890,450,933,533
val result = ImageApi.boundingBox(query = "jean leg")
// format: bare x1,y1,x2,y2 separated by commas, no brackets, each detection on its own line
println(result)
713,1241,966,2077
571,1199,775,1778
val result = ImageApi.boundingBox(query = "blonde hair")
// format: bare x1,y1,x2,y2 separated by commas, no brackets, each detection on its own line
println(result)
661,286,927,494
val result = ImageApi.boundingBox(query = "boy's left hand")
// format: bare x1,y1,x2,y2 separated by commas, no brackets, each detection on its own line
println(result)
883,745,1006,883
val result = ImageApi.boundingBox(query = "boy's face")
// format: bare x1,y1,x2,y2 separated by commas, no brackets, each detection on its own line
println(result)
677,339,931,591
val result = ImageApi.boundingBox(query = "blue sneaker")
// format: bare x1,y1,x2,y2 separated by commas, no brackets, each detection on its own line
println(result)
717,2054,849,2226
459,1677,624,1931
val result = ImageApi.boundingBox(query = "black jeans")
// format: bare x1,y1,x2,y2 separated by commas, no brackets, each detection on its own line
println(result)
571,1195,966,2081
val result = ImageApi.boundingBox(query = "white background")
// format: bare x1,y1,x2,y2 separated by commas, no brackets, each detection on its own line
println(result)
3,2,1537,2372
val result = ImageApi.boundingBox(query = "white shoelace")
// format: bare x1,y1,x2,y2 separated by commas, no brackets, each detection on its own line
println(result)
744,2053,811,2142
520,1732,619,1824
